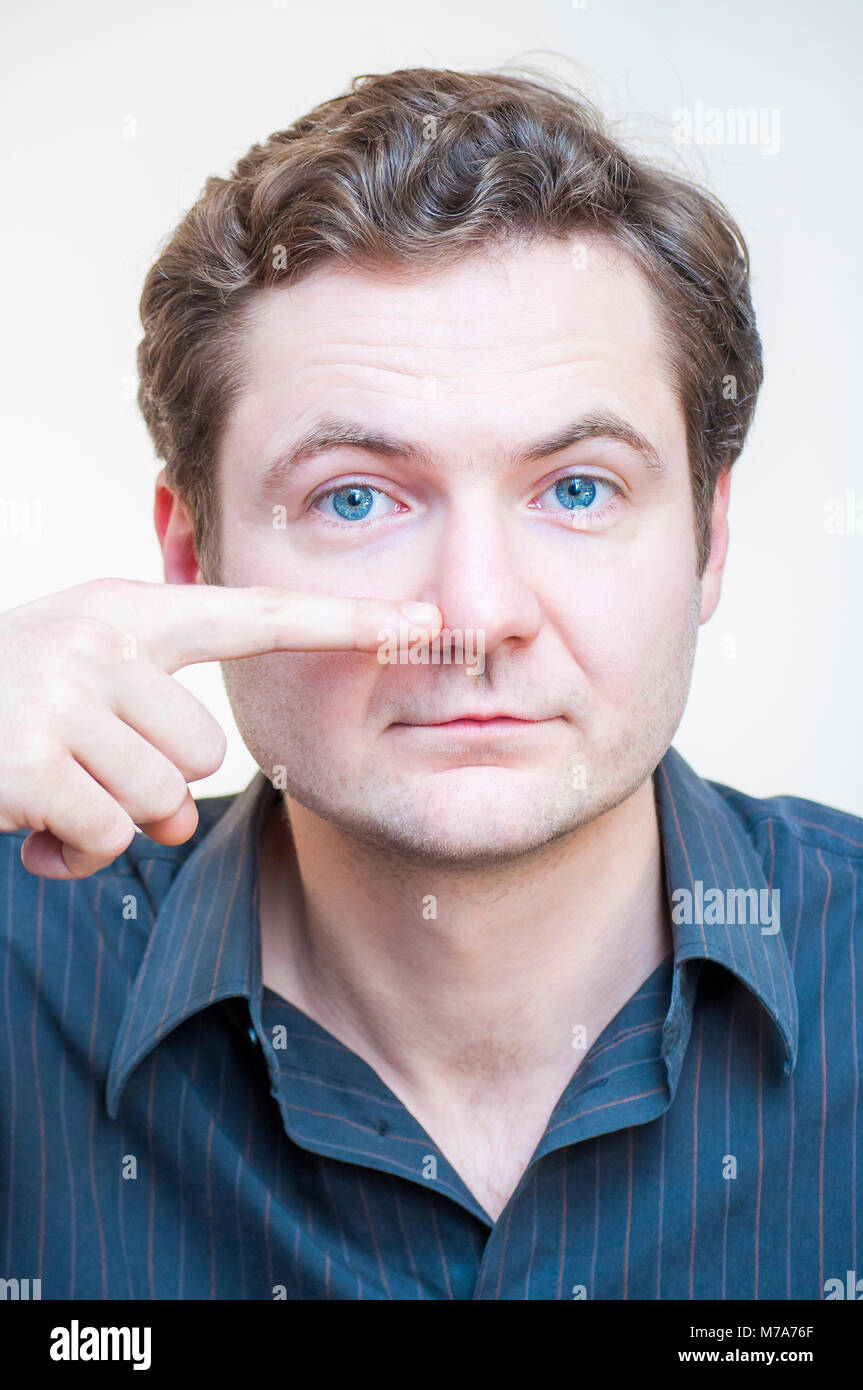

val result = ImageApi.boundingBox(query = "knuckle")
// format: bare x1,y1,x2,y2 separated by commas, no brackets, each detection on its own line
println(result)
145,765,189,821
241,586,295,651
54,615,122,664
259,585,290,606
352,597,377,629
91,817,136,862
185,726,227,780
260,586,294,621
79,576,136,603
78,577,115,602
7,725,67,778
37,671,77,723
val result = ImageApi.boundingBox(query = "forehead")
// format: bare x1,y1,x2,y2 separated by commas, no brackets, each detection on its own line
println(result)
223,234,682,461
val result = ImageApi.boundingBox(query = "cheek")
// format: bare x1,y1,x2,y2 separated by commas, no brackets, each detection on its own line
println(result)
222,649,378,752
546,542,698,702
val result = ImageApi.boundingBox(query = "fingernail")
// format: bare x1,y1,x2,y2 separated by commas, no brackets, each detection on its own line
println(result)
400,601,439,624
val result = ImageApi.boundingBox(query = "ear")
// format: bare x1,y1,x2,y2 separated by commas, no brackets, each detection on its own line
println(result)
699,464,732,625
154,468,203,585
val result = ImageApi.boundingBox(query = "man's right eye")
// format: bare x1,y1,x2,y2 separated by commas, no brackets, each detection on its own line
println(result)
310,482,403,526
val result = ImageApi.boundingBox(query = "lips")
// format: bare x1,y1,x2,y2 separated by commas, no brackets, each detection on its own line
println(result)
401,713,544,726
389,715,555,739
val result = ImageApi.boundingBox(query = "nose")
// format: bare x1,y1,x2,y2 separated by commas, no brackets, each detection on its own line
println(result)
418,497,543,656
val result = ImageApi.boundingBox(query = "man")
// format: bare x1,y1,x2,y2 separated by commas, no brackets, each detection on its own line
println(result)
1,65,860,1301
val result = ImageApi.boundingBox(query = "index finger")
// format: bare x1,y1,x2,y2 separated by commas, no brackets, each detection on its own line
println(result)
142,585,444,672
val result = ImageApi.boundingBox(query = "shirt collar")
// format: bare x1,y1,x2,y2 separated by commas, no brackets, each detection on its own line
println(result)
106,767,275,1119
106,744,798,1117
655,745,798,1074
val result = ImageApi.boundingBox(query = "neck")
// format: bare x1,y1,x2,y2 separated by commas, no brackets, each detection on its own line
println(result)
258,773,673,1109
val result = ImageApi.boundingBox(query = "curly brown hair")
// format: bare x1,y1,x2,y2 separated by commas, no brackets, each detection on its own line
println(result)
137,64,763,582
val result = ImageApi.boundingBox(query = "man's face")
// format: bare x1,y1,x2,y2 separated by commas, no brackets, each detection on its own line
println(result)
213,235,721,863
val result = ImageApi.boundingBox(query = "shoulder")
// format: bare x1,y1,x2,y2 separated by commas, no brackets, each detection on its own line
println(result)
708,778,863,863
707,777,863,951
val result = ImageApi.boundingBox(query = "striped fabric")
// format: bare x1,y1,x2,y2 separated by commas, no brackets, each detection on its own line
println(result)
1,744,860,1299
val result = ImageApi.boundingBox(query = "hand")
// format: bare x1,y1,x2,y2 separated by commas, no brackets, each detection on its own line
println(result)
0,577,441,879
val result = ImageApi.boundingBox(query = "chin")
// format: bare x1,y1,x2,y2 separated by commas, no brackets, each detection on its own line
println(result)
308,767,603,866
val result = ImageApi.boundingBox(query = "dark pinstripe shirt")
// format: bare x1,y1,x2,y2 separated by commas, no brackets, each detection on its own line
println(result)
2,745,861,1300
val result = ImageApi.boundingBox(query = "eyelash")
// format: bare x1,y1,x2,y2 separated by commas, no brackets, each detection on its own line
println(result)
309,473,623,529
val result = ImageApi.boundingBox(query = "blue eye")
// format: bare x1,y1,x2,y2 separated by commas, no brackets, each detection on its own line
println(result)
556,476,596,509
331,484,375,520
529,472,620,525
537,474,618,515
314,483,394,523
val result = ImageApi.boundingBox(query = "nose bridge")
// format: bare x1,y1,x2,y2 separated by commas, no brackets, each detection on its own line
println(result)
427,484,541,647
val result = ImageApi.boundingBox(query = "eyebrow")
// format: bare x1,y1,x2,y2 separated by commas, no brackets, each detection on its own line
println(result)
255,410,668,496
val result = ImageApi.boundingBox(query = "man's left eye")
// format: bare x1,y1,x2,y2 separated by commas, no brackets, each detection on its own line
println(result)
535,475,617,512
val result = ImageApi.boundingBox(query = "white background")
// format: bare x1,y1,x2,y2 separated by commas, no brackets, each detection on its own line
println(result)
2,0,860,811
